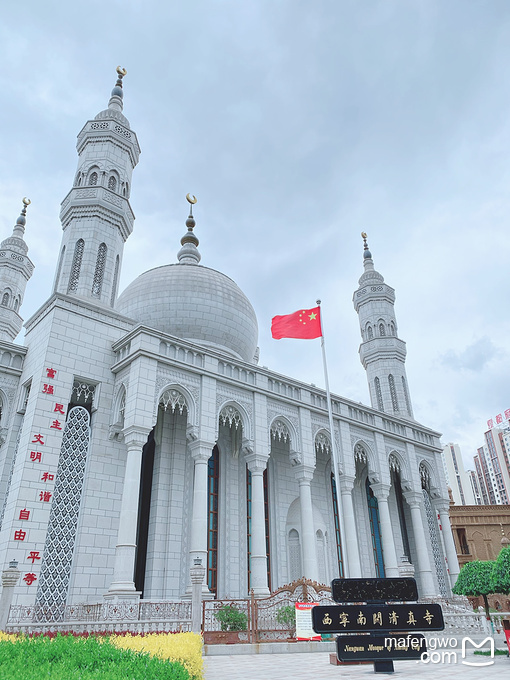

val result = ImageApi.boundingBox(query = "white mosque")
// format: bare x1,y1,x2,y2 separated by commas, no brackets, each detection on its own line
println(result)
0,69,459,616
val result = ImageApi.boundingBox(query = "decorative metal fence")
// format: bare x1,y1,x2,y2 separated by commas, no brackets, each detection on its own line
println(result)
7,600,192,635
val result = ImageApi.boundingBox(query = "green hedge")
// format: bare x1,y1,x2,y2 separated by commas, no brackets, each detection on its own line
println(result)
0,633,190,680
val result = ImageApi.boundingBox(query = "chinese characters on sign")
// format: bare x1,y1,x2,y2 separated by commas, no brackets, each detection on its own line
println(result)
487,408,510,429
311,604,445,633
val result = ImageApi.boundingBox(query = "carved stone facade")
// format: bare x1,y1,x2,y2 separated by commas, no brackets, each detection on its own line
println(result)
0,71,456,615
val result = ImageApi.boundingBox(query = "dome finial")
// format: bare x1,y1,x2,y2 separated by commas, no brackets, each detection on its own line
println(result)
13,197,31,238
108,66,127,112
361,230,374,267
178,194,201,264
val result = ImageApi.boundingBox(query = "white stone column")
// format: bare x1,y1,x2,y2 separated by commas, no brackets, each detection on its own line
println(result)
189,440,214,595
106,426,150,600
404,491,436,597
295,465,319,582
338,474,362,577
0,561,20,630
190,557,206,633
435,502,460,586
246,453,270,597
370,482,399,577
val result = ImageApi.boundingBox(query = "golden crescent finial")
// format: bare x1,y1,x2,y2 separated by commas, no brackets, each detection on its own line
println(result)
116,66,127,77
22,197,31,206
186,193,197,205
361,231,367,239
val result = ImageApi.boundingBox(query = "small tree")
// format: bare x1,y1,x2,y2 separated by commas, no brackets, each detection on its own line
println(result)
491,546,510,595
276,605,296,637
213,605,248,632
452,560,494,619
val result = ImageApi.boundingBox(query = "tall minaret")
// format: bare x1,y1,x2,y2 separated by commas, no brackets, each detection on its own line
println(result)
353,233,414,418
54,67,140,306
0,198,35,341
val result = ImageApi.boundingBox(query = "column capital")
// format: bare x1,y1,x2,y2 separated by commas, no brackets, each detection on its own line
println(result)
245,452,269,474
337,473,355,492
294,463,315,483
403,489,424,508
433,499,452,515
188,439,214,462
369,482,391,500
122,425,151,449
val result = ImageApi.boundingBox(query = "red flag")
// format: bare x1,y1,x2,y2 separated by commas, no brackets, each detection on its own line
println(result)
271,306,322,340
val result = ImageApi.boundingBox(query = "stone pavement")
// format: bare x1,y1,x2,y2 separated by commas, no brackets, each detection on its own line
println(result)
204,649,509,679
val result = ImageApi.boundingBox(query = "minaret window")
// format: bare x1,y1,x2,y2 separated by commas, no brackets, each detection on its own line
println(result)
88,172,98,186
91,243,107,298
367,325,373,340
402,376,412,416
374,377,384,411
108,175,117,192
390,322,395,336
111,255,120,306
14,298,19,312
379,322,386,337
388,374,399,412
68,239,85,294
1,293,9,307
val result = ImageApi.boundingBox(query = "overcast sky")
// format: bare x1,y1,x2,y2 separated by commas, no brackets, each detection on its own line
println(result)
1,1,509,468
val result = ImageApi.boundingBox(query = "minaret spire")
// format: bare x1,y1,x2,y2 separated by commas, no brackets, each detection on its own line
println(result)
177,194,201,264
55,67,140,306
353,232,414,419
0,198,35,341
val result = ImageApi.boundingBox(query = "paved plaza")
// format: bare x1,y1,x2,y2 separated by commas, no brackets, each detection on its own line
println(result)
204,649,508,680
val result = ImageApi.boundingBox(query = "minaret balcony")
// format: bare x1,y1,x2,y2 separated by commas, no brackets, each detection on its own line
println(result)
60,186,135,240
359,336,407,367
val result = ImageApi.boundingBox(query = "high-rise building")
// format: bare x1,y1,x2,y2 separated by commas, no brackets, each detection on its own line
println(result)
441,443,475,505
472,428,510,506
0,70,458,618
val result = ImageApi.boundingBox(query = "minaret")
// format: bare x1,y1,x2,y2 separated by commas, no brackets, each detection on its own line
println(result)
54,67,140,306
0,198,35,341
353,233,414,418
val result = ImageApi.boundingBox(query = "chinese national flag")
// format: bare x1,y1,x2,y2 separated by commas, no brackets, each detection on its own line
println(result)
271,306,322,340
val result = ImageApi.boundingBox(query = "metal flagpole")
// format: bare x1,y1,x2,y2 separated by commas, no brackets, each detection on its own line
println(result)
316,299,349,578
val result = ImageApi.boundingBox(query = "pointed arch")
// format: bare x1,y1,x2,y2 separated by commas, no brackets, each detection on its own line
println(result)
378,321,386,337
314,429,332,456
1,292,9,307
388,374,399,412
91,243,107,298
67,239,84,293
157,384,196,424
217,400,252,441
110,254,120,306
269,415,297,450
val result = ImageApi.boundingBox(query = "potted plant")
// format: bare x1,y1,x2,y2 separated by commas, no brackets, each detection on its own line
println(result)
276,604,296,639
204,604,248,644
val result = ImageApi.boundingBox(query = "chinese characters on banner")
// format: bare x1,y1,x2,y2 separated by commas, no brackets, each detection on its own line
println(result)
487,408,510,429
15,367,66,587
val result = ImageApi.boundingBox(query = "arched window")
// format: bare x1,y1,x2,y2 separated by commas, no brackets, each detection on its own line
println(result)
91,243,107,298
68,239,84,293
390,322,395,336
207,445,220,595
379,322,386,337
110,254,120,306
108,175,117,192
1,293,9,307
367,325,373,340
13,298,19,312
388,374,399,412
402,376,412,416
374,377,384,411
88,172,98,186
288,529,302,581
366,479,385,577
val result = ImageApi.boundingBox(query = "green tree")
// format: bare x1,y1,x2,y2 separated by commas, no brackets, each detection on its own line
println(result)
491,546,510,595
452,560,494,619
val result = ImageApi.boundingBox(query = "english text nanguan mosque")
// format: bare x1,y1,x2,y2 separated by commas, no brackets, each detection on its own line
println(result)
0,70,459,615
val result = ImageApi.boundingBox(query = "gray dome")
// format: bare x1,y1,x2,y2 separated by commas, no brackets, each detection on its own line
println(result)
116,263,259,362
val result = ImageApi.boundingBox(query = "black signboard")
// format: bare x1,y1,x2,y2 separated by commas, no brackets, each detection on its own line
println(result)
331,577,418,603
312,603,444,634
336,633,426,662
